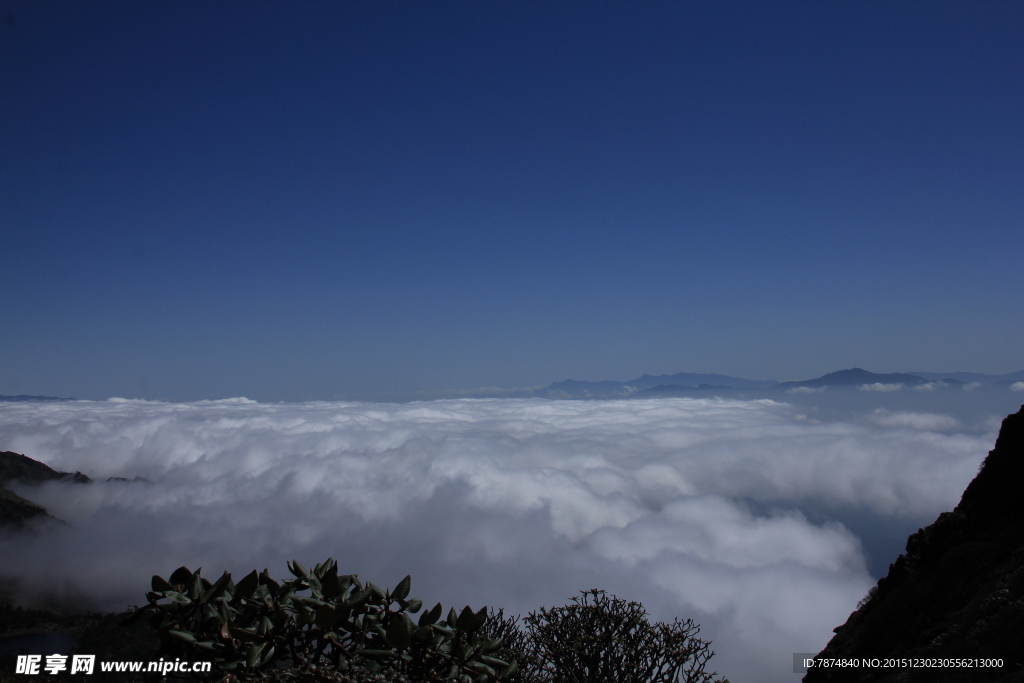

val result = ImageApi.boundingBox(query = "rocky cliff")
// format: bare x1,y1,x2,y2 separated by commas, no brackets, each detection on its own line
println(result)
0,450,90,529
804,406,1024,682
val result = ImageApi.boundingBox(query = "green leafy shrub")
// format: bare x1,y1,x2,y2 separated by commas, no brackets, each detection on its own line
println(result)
128,562,725,683
127,558,517,682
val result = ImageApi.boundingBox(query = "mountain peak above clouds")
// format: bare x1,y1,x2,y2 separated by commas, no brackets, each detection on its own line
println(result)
775,368,928,391
909,370,1024,384
535,372,778,398
535,367,1024,400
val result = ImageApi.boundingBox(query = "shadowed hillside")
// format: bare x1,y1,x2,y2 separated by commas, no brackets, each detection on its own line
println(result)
0,451,90,529
804,406,1024,683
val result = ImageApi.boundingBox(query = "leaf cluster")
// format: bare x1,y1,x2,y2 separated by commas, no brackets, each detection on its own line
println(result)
127,559,517,682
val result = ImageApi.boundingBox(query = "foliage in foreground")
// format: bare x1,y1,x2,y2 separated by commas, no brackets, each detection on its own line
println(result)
128,558,516,682
129,560,725,682
484,589,725,683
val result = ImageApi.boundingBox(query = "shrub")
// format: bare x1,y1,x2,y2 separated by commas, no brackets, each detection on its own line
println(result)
506,589,725,683
129,562,726,683
127,558,517,682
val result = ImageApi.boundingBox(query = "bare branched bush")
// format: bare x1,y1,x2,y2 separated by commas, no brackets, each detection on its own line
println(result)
500,589,725,683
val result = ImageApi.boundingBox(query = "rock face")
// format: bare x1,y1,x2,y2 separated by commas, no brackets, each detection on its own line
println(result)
804,406,1024,683
0,486,53,529
0,451,90,529
0,450,91,486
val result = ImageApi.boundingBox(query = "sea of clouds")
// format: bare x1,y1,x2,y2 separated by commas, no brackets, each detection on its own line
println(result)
0,395,1012,682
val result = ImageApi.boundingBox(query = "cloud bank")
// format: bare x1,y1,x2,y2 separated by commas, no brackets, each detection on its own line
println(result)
868,408,961,432
0,398,994,682
859,382,903,392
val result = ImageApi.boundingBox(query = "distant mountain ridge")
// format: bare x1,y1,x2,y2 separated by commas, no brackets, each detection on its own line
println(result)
4,368,1022,403
908,370,1024,384
537,367,1024,399
0,394,75,402
774,368,928,390
535,372,778,398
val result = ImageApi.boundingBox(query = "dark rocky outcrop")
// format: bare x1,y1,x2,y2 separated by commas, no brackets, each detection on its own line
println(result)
0,451,90,529
804,406,1024,683
0,451,91,487
0,487,54,530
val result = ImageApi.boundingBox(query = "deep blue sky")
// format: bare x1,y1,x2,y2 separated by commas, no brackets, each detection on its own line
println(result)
2,1,1022,401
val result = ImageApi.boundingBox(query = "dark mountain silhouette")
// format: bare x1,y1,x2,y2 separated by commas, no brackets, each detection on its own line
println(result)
775,368,927,391
639,383,735,393
0,451,91,528
635,383,756,397
532,367,1024,400
803,405,1024,682
536,372,777,398
0,451,91,486
0,486,53,529
628,372,777,388
909,370,1024,385
541,368,1022,399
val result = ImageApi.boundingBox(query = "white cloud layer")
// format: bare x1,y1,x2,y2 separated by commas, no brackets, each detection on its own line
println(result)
0,398,994,682
868,409,961,432
1011,382,1024,392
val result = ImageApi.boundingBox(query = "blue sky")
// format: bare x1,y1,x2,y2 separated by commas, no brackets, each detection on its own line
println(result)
2,1,1022,401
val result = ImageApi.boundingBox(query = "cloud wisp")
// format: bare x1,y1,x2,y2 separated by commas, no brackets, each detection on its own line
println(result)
859,383,904,392
867,408,961,432
0,397,993,682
